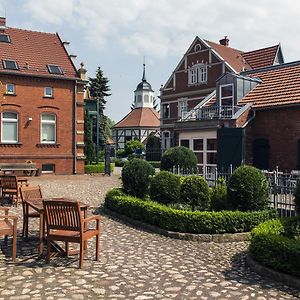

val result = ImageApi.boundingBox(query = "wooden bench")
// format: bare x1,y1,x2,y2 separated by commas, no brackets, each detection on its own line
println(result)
0,163,39,176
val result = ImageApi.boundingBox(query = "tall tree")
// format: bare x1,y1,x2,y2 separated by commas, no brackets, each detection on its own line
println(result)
89,67,111,149
84,110,95,164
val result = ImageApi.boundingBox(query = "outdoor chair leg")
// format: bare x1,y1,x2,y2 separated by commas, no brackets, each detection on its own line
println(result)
65,242,69,256
79,242,84,269
12,220,17,261
96,236,99,261
46,239,51,264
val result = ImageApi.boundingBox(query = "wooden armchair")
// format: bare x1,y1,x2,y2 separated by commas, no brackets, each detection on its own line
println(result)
43,199,101,268
0,175,19,206
0,207,18,261
20,185,43,238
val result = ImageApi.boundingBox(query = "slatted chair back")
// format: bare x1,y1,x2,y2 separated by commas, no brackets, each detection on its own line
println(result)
20,185,42,202
1,175,18,191
43,199,82,233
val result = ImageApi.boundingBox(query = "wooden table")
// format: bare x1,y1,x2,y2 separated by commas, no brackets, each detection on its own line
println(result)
24,197,88,256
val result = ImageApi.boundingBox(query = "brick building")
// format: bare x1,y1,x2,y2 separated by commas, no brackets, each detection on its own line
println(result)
0,17,86,174
159,36,285,172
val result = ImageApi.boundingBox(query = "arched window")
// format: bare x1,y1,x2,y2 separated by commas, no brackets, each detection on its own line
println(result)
1,111,18,143
41,113,56,143
137,95,142,102
144,95,149,102
253,138,270,170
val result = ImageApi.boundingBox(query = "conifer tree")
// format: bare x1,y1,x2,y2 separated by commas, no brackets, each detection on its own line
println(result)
84,110,95,164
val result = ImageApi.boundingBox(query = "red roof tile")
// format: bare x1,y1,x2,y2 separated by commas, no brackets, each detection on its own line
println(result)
205,40,250,72
239,62,300,108
242,45,279,70
114,108,160,128
0,27,78,78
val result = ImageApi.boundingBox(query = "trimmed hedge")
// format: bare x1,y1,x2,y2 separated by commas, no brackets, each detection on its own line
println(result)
250,218,300,277
105,189,278,234
85,163,114,174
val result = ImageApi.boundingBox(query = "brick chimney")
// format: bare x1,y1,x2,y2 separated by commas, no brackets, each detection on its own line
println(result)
0,17,6,27
219,36,229,47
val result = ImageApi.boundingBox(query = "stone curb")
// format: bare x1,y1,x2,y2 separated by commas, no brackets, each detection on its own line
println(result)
103,208,251,243
247,255,300,290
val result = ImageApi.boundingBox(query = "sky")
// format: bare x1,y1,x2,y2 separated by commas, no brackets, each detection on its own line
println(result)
1,0,300,122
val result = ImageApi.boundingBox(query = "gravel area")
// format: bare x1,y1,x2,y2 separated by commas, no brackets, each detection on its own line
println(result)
0,174,299,299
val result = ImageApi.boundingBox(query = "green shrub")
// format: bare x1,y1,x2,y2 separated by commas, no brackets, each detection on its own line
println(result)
147,161,161,168
84,163,114,174
211,179,228,211
294,180,300,215
113,158,126,167
125,140,145,156
116,149,127,158
250,218,300,277
227,165,269,211
105,188,278,234
121,158,155,198
160,146,197,172
180,176,209,211
150,171,181,204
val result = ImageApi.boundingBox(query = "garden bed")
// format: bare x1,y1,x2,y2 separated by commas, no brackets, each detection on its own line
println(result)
105,188,278,235
249,218,300,278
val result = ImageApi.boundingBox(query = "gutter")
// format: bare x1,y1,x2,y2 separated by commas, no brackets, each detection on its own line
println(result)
73,82,77,174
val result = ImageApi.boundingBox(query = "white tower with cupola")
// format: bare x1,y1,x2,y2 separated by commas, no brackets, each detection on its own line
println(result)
134,64,154,108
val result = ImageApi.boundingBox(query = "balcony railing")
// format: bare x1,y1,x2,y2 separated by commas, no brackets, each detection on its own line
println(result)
181,105,241,121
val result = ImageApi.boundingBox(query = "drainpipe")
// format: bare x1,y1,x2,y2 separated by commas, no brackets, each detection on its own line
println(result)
73,82,77,174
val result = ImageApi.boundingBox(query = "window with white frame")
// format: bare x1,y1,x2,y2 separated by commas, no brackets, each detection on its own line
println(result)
1,111,18,143
219,84,234,117
178,99,188,118
162,131,171,150
41,113,56,143
188,64,207,85
6,83,15,94
44,87,53,98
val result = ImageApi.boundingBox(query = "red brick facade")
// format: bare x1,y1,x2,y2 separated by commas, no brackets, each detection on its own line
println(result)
0,20,86,174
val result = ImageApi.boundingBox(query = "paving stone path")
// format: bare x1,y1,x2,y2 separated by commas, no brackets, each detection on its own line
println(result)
0,174,299,299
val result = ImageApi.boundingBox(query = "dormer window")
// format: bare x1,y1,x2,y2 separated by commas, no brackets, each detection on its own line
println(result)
44,87,53,98
0,34,10,43
47,64,63,75
188,64,207,85
219,84,234,117
2,60,19,70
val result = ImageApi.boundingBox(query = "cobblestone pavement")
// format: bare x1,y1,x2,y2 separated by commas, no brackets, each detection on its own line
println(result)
0,174,299,299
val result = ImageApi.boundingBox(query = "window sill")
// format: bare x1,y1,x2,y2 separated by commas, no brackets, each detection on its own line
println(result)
36,143,60,148
43,96,54,99
0,143,22,147
188,82,207,87
4,93,17,96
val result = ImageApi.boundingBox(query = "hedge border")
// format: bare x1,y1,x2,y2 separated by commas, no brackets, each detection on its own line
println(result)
104,207,251,243
247,255,300,290
104,188,277,238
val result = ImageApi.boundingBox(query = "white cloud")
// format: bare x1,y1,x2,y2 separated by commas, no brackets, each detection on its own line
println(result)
17,0,300,61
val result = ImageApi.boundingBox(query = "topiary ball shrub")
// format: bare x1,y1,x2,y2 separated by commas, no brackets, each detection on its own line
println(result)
150,171,181,204
294,180,300,216
211,179,228,211
227,165,269,211
122,158,155,198
180,175,210,211
161,146,197,172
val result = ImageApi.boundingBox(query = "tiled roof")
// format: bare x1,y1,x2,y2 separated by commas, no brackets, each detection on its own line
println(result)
242,45,279,70
114,108,160,128
239,62,300,108
0,27,78,79
205,40,250,72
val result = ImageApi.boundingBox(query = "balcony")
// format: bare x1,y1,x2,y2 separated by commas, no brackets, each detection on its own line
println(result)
181,105,241,121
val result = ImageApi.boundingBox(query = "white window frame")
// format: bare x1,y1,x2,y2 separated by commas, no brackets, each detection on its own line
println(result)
178,98,188,118
219,83,234,109
41,113,56,144
6,83,15,95
1,111,18,143
188,64,207,85
162,131,171,150
44,87,53,98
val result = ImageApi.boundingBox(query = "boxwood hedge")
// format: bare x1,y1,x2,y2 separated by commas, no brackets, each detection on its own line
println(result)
250,218,300,277
85,163,114,174
105,188,278,234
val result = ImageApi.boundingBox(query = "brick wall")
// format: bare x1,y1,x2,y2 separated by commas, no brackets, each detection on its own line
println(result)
245,106,300,171
0,74,84,174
